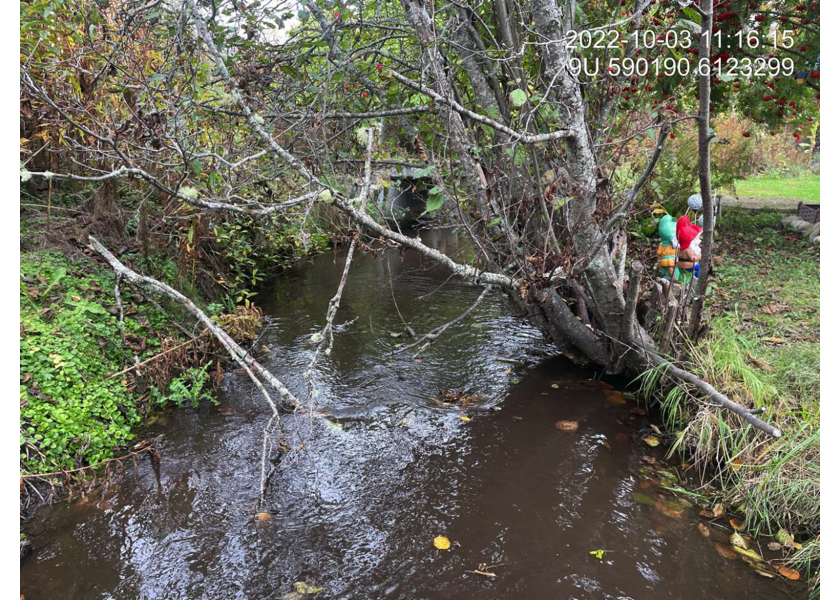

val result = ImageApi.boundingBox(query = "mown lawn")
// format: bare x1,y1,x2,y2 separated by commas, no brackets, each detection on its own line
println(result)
733,173,820,203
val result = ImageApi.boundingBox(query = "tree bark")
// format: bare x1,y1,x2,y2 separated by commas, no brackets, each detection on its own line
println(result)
688,0,716,338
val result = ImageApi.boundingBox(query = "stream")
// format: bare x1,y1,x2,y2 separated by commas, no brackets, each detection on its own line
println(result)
20,229,805,599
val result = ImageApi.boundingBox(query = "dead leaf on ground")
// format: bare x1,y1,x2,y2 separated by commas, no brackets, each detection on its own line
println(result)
733,546,764,563
698,523,710,537
767,542,783,551
555,420,579,432
730,519,745,532
699,509,714,518
642,435,660,447
760,303,785,315
775,565,801,581
753,567,777,578
715,543,738,560
712,503,725,518
747,354,774,372
641,455,657,465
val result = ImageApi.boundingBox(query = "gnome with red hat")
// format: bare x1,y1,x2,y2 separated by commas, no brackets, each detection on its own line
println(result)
675,215,702,286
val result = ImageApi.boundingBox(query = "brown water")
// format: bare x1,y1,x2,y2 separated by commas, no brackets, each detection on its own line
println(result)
20,229,805,599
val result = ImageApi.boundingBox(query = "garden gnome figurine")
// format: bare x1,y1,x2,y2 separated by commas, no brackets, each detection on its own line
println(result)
656,215,679,281
676,215,703,285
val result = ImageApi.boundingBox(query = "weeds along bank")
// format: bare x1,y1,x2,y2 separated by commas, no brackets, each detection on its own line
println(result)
638,210,819,591
19,191,331,501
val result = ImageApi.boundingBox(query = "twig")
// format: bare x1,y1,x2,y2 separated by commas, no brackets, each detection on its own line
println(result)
105,331,209,380
389,286,491,357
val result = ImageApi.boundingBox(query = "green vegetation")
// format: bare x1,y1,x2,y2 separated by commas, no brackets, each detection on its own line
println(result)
20,250,215,476
734,173,820,203
644,210,819,592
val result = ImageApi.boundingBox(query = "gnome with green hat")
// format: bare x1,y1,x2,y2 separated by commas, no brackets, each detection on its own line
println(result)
656,215,680,281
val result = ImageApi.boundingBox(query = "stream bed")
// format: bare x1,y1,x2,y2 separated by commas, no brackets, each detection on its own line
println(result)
21,229,805,599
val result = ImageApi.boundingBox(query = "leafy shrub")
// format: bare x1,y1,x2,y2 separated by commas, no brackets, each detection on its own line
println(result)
149,364,216,408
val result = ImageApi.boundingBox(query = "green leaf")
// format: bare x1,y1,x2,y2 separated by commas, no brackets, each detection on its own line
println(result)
681,7,702,24
425,192,445,212
510,89,527,108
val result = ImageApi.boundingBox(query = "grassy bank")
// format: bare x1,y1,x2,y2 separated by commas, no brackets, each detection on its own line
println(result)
733,172,820,203
649,209,819,590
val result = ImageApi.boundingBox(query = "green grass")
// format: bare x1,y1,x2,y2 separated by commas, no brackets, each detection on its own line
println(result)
644,209,819,591
733,172,820,203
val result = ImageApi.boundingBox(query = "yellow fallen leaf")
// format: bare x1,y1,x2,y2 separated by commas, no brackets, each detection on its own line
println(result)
256,512,271,521
712,503,725,518
698,523,710,538
434,536,451,550
642,435,660,447
459,416,471,422
730,519,745,531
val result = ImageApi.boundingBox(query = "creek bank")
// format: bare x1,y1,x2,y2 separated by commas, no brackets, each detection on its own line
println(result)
20,229,808,599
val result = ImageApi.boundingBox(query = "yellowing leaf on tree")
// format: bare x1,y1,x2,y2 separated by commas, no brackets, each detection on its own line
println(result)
434,536,451,550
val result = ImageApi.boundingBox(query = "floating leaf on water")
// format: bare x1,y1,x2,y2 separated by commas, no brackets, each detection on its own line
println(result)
256,512,271,521
459,416,472,422
733,546,764,563
730,531,748,550
511,379,521,384
655,495,686,519
589,549,608,560
326,421,343,431
642,435,660,447
605,391,627,404
294,581,324,594
715,543,738,560
729,519,745,532
433,536,451,550
310,332,323,343
551,384,560,389
699,509,714,518
698,523,710,537
633,491,657,506
712,503,725,518
641,456,657,465
753,567,777,578
775,565,801,580
555,420,579,432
